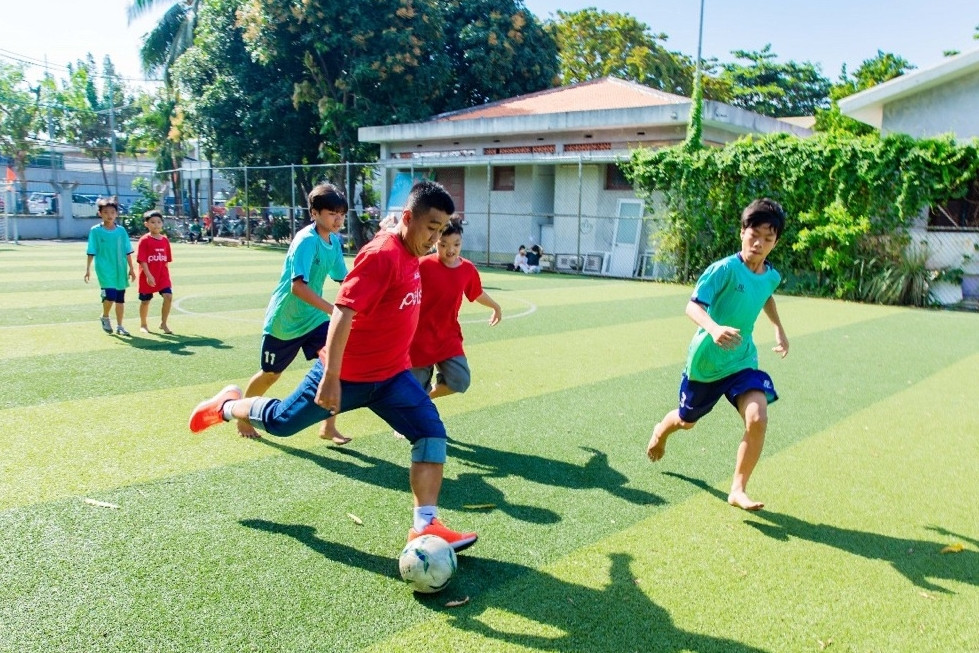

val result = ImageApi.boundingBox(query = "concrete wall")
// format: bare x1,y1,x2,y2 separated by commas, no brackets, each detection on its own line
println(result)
883,69,979,139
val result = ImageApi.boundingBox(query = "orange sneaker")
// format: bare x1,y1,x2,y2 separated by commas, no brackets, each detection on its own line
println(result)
189,385,242,433
407,518,478,552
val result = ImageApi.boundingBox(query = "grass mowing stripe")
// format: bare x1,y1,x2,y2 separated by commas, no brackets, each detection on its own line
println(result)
362,354,979,653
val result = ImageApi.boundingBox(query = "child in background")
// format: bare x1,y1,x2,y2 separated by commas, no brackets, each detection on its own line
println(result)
512,245,528,272
646,198,789,511
410,217,502,401
525,244,543,273
84,197,136,336
137,210,174,334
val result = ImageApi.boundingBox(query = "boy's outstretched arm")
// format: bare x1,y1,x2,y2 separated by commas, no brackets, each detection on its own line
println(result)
474,292,502,326
763,295,789,357
685,300,741,350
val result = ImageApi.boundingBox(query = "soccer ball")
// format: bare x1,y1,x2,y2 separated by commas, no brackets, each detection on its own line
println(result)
398,534,457,593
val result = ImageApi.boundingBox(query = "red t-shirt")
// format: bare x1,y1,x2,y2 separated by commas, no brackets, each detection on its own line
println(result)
332,231,421,382
410,254,483,368
137,234,172,294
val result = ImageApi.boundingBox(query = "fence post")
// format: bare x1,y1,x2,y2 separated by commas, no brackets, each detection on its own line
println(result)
576,156,583,274
290,164,296,239
486,162,492,266
244,166,249,245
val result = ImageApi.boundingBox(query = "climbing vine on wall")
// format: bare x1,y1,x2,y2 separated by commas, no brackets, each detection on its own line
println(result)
624,132,979,302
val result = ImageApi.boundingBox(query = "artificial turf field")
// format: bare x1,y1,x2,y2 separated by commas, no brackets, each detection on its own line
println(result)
0,240,976,653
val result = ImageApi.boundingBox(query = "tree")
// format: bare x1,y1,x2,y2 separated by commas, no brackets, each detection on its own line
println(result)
546,9,690,93
129,0,201,84
174,0,322,212
718,45,831,117
0,63,47,212
438,0,558,112
814,51,915,134
53,56,137,196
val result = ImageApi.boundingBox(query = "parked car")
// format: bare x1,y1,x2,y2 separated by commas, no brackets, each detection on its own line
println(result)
28,192,56,215
71,194,99,218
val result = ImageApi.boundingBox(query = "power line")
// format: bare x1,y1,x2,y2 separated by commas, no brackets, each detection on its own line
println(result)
0,48,164,85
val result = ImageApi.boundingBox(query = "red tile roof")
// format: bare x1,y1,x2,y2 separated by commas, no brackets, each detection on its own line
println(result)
433,77,688,122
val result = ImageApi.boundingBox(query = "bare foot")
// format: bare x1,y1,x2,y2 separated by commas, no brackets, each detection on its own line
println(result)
319,423,351,445
727,490,764,511
646,424,670,461
159,324,173,334
236,419,261,439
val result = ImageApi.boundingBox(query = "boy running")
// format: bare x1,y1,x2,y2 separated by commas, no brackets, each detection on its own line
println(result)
410,217,501,400
137,210,174,334
236,183,349,444
646,198,789,511
84,197,136,336
189,181,478,551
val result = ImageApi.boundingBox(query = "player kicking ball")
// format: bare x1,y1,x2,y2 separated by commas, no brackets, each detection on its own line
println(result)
646,198,789,511
190,181,477,551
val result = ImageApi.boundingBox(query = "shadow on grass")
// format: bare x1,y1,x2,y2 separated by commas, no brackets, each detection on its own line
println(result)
448,441,664,506
117,332,232,356
239,518,768,652
665,472,979,594
256,438,561,524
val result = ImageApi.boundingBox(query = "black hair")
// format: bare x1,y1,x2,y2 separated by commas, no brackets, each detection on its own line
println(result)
143,210,163,221
741,198,786,238
308,183,348,213
406,180,455,217
96,196,119,210
441,216,464,237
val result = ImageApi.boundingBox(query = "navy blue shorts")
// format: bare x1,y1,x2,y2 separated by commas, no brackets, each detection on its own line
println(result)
138,288,172,301
101,288,126,303
677,369,778,423
260,321,329,374
250,362,447,462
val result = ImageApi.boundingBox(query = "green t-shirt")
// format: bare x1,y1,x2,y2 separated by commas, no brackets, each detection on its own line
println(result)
263,224,347,340
86,223,133,289
685,253,781,382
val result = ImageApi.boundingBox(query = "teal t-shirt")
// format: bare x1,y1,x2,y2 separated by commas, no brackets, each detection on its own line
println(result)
86,223,133,289
684,253,781,382
263,224,347,340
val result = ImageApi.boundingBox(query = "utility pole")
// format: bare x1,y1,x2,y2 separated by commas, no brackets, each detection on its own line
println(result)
108,77,120,198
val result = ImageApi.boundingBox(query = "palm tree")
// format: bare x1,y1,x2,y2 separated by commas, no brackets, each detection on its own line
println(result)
128,0,200,84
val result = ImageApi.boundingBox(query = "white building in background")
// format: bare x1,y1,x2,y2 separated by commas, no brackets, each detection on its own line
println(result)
840,48,979,305
359,77,810,277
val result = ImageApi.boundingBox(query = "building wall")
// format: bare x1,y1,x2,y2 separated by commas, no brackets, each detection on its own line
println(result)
883,69,979,139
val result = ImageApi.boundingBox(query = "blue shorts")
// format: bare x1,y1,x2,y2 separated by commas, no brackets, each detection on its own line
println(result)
410,355,471,394
101,288,126,303
677,369,778,423
249,362,448,463
260,321,329,374
138,288,172,301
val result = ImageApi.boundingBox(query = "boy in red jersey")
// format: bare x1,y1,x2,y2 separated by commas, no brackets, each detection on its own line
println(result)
189,181,478,552
136,210,174,334
410,216,501,400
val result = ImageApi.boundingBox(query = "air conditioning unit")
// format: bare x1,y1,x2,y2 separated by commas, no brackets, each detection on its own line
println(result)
554,254,582,271
583,253,604,274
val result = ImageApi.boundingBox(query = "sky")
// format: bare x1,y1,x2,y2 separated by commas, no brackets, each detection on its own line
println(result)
0,0,977,88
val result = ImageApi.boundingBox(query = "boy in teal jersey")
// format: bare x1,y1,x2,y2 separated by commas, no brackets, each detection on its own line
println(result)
647,198,789,511
84,197,136,336
237,184,350,443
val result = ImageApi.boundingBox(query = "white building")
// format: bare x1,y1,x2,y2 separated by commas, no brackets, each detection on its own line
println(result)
359,77,810,277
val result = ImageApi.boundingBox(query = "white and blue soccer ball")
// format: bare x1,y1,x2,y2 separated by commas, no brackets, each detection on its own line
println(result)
398,534,457,593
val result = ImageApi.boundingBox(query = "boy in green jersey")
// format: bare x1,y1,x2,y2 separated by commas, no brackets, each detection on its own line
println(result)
647,198,789,511
236,183,349,443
